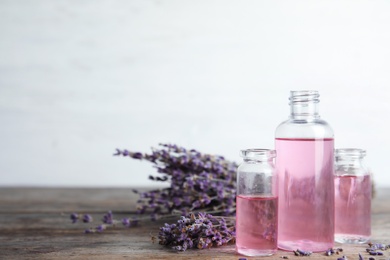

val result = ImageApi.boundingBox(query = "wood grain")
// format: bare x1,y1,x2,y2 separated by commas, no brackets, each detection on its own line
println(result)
0,187,389,259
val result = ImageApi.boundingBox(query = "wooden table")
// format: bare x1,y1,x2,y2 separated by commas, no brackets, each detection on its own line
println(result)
0,187,389,259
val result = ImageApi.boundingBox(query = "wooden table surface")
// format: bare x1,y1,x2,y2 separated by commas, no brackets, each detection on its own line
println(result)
0,187,389,260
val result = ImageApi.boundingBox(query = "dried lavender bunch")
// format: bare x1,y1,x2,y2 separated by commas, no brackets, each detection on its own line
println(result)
158,212,235,251
114,143,238,218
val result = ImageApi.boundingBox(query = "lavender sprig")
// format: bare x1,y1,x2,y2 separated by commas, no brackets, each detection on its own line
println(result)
158,212,235,251
114,143,238,218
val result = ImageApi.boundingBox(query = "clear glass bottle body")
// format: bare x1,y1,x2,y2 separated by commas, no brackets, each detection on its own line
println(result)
275,90,334,252
236,149,278,256
334,148,371,244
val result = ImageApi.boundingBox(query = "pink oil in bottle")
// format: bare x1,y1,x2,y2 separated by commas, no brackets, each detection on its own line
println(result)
335,174,371,243
236,195,278,256
275,138,334,252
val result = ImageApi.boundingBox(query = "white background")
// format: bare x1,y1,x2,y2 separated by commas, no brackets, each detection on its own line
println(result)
1,0,389,187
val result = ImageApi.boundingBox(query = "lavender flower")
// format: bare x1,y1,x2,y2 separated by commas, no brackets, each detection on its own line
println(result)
294,249,312,256
114,144,238,219
325,248,335,256
71,213,93,224
70,213,78,223
325,247,344,256
121,217,139,227
82,214,93,223
102,211,113,224
122,218,130,227
368,251,383,256
158,212,235,251
366,242,389,257
84,224,106,234
368,243,389,251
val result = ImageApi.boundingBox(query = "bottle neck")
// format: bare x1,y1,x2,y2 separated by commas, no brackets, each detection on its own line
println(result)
336,158,364,167
289,90,320,120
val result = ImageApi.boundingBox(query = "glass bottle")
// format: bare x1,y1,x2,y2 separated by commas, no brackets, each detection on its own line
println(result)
334,148,371,244
236,149,278,256
275,90,334,252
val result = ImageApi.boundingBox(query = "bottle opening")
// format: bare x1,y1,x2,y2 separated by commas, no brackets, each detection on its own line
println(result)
289,90,320,105
336,148,366,159
240,149,276,159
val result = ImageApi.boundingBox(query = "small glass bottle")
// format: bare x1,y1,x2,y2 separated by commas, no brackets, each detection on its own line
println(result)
334,148,371,244
236,149,278,256
275,90,334,252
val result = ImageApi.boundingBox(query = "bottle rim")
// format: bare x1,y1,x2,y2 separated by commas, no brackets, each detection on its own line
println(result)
289,90,320,104
335,148,366,158
239,149,276,159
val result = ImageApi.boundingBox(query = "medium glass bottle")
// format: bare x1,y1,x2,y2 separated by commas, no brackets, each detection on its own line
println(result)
275,90,334,252
334,148,371,244
236,149,278,256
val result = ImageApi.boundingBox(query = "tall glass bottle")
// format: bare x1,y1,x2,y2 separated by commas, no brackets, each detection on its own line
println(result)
334,148,371,244
275,90,334,252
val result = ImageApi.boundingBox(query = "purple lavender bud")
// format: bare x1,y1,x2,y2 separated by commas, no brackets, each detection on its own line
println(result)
376,252,383,256
368,258,375,260
296,249,312,256
70,213,78,223
122,218,130,227
96,225,105,232
369,243,386,250
359,253,363,260
102,211,113,224
369,251,378,256
325,248,334,256
131,152,143,159
172,197,181,206
376,244,387,250
192,200,201,209
82,214,93,223
187,238,194,248
84,228,93,234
